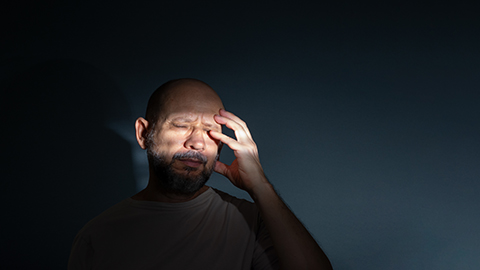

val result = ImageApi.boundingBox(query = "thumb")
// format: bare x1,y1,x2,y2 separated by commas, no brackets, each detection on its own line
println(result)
214,160,229,177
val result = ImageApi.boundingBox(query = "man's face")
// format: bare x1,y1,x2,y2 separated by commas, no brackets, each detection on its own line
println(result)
146,85,223,195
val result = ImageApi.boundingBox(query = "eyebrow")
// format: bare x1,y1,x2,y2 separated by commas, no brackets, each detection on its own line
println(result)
203,123,215,128
171,117,196,123
171,117,219,128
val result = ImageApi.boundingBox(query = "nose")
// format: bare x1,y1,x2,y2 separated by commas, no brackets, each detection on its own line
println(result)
184,128,205,151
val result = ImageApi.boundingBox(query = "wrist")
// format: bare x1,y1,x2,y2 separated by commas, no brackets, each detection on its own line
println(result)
248,180,275,202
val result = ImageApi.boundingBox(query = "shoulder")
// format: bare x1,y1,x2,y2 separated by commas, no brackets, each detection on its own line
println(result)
76,198,132,237
211,188,254,206
209,188,261,220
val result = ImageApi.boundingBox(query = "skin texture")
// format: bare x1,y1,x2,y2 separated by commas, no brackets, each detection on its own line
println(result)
133,79,224,202
133,79,333,269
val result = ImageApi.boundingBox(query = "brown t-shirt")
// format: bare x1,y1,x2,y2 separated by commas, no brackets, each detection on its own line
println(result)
68,187,278,270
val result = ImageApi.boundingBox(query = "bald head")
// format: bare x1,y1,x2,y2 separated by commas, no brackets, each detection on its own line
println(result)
145,78,224,127
135,79,225,198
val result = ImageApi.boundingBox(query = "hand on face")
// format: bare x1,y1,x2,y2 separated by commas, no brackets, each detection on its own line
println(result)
209,109,269,193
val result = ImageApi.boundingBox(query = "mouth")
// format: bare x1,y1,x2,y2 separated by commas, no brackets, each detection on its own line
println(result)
178,158,204,168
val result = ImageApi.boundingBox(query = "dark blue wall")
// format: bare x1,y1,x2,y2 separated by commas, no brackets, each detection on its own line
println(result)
2,1,479,269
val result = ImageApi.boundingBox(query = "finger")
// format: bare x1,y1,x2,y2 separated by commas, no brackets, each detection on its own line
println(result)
219,109,246,127
214,160,229,177
209,130,244,151
218,109,253,138
214,114,252,142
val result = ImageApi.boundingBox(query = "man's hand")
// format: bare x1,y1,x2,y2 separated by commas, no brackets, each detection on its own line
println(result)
209,109,269,194
210,109,333,270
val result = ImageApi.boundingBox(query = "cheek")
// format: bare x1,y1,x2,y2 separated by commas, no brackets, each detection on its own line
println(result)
153,132,185,153
206,140,220,158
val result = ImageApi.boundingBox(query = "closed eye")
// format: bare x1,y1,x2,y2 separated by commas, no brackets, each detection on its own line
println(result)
172,123,188,128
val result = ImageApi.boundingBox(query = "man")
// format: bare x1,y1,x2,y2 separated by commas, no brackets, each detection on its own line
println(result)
68,79,332,269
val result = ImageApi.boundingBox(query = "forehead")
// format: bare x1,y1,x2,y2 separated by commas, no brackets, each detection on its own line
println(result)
159,85,224,121
169,113,217,126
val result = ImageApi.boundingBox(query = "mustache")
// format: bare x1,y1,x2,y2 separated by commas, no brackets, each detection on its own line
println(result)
172,151,208,164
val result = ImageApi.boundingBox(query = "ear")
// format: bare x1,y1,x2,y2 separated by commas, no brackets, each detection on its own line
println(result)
135,117,150,150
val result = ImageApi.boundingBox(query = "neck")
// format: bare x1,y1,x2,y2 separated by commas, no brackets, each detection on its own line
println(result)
131,178,209,203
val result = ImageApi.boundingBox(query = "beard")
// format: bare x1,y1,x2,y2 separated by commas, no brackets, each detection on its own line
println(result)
146,146,215,196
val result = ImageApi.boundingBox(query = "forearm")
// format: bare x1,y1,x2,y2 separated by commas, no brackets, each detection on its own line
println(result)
249,181,332,270
211,110,332,269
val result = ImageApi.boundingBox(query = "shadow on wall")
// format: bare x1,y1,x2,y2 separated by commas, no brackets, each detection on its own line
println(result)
0,59,136,269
